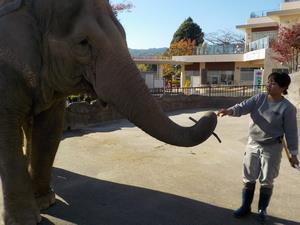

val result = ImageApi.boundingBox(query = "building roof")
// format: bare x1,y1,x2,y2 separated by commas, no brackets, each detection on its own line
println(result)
236,22,278,30
267,8,300,17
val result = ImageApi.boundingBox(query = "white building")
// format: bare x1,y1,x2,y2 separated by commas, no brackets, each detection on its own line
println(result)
134,0,300,87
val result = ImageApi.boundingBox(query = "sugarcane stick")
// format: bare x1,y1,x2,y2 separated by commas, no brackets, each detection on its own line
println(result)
282,137,292,164
282,137,300,171
188,116,222,143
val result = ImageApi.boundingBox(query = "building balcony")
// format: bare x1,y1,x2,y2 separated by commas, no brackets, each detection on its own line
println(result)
193,43,244,55
191,36,270,57
247,36,270,51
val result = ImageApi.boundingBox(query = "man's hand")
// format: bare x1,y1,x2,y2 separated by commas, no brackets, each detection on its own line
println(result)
290,155,299,168
217,108,233,117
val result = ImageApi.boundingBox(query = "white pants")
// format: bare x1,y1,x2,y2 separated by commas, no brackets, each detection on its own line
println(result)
243,137,283,188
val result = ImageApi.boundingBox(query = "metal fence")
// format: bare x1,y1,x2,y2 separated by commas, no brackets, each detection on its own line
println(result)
149,85,266,97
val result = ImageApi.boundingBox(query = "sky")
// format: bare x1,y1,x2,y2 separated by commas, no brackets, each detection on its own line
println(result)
115,0,283,49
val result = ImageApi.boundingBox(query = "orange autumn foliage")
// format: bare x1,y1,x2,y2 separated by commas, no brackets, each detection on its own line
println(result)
162,39,196,77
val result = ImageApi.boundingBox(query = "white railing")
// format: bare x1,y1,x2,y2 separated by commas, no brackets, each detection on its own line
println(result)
193,44,244,55
248,37,270,51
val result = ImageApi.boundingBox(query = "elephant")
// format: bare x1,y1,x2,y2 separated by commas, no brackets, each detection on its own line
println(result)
0,0,217,224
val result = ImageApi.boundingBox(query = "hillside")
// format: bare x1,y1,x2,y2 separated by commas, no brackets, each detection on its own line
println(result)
129,47,167,57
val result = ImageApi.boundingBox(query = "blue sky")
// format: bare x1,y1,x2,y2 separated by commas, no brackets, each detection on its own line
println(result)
115,0,282,49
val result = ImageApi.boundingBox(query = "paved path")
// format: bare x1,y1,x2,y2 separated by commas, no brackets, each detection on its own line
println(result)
1,109,300,225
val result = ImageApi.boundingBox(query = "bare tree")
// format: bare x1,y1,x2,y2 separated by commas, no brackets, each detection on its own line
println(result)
205,29,245,46
203,29,245,54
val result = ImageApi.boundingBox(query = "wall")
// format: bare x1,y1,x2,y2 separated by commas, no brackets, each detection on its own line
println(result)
185,63,200,71
281,1,300,10
264,48,287,81
64,101,123,130
286,71,300,109
205,62,235,70
64,96,247,130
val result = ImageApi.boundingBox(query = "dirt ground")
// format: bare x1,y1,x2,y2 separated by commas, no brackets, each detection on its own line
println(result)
1,108,300,225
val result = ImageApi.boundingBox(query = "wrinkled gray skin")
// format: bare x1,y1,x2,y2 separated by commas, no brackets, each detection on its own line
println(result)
0,0,217,224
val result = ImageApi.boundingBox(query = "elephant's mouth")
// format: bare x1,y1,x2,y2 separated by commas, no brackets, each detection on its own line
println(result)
81,69,108,107
97,99,108,107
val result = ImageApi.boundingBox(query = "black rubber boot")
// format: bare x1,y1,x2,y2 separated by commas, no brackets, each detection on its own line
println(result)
258,186,273,224
233,182,256,218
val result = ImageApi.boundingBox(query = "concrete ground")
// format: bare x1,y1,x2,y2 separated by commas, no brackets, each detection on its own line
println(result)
1,108,300,225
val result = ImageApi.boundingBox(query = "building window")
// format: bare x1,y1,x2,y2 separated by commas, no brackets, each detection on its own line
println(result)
240,68,260,85
252,31,278,42
207,70,234,85
272,68,289,74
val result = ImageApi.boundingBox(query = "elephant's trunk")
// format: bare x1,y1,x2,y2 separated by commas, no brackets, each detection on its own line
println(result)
93,54,217,147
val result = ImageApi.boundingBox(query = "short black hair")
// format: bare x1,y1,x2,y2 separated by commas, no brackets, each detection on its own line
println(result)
268,72,291,95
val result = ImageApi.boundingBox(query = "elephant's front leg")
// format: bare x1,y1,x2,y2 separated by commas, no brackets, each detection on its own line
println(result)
28,100,65,210
0,117,41,225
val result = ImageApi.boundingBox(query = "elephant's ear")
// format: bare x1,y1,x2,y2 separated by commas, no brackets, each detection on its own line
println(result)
0,0,22,17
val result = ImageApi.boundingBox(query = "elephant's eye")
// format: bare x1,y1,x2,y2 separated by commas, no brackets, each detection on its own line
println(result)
79,39,88,46
72,38,92,64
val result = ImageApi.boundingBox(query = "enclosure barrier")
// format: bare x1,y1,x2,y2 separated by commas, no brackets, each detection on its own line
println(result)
149,85,266,97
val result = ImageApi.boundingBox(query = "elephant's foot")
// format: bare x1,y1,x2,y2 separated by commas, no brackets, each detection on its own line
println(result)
3,201,41,225
35,189,56,210
3,213,41,225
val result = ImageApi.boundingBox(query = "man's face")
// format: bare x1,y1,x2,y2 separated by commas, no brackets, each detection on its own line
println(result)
266,76,285,96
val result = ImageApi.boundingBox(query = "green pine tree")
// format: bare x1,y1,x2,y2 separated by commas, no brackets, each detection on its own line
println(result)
171,17,204,46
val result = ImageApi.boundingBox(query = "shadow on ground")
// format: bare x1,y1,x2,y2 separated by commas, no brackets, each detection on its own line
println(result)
40,168,298,225
61,119,135,140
